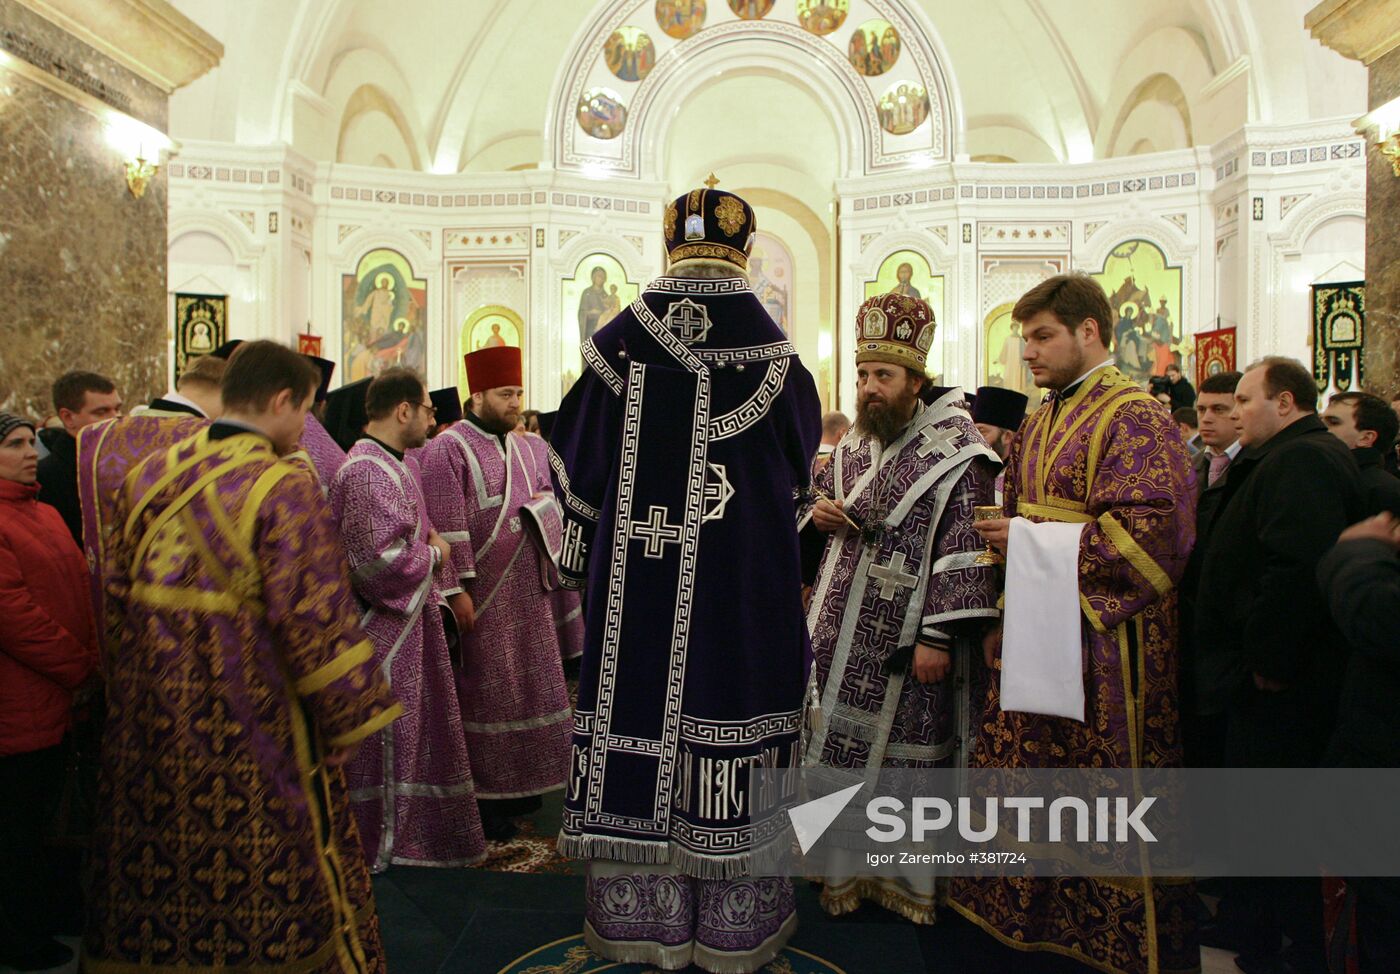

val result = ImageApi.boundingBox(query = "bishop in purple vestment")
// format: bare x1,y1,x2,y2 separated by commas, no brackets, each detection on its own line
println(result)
419,346,573,836
550,188,821,972
329,368,486,871
804,294,1001,924
950,276,1198,974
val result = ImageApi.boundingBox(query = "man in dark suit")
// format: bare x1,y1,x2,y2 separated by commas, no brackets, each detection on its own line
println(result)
36,371,122,546
1319,512,1400,972
1164,362,1196,410
1195,357,1364,972
1178,370,1242,769
1322,391,1400,516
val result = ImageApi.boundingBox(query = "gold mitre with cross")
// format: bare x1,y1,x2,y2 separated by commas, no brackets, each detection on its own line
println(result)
855,291,937,374
662,173,757,271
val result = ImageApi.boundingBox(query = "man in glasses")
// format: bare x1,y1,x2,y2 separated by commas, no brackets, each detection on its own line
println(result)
329,366,485,870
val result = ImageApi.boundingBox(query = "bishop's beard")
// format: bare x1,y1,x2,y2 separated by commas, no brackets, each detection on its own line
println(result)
855,389,918,444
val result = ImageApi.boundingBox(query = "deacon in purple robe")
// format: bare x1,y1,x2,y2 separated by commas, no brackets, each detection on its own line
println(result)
803,294,1001,924
550,187,821,973
419,346,573,840
299,356,348,488
84,342,399,974
949,274,1198,974
329,367,486,871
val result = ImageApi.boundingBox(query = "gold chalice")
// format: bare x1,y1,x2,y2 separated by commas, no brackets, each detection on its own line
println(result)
973,505,1004,566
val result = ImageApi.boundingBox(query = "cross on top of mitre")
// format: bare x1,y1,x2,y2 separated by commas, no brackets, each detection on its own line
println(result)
703,172,720,189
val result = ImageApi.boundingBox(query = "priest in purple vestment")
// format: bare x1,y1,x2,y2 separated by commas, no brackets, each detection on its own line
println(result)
549,186,822,972
84,341,400,974
803,293,1001,923
329,367,486,872
950,274,1198,974
419,346,573,840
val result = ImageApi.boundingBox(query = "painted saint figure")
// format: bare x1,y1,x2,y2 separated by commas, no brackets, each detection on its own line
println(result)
890,261,922,299
577,266,611,345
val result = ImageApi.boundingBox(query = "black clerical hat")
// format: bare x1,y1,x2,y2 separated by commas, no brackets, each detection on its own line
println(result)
537,411,558,441
307,356,336,403
971,386,1029,431
429,387,463,425
210,339,244,360
324,377,371,451
663,186,757,270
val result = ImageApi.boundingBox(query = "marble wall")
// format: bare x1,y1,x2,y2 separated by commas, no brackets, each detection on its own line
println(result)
1364,45,1400,398
0,0,171,419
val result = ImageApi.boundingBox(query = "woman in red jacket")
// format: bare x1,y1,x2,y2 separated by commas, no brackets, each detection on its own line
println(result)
0,412,98,972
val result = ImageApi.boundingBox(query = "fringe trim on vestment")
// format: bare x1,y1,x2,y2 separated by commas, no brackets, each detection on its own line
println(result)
559,833,785,881
818,877,938,925
585,911,799,974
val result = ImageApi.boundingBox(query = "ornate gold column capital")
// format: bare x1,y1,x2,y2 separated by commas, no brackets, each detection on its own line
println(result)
1307,0,1400,66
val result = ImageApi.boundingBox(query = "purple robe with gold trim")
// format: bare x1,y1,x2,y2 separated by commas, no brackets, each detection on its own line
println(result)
77,415,208,650
948,366,1199,974
804,391,1000,923
330,439,486,872
419,419,572,800
83,427,401,974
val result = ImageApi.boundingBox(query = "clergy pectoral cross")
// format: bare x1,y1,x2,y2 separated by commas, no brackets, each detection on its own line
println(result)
917,425,960,460
629,505,683,559
869,550,918,601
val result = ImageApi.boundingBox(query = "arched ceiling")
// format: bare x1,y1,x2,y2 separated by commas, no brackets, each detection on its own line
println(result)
168,0,1367,173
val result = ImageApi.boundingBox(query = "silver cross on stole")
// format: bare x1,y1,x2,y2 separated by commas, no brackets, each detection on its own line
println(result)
917,425,960,460
869,550,918,601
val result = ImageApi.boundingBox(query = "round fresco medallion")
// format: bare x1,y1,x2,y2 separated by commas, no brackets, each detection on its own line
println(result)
797,0,848,35
656,0,707,39
878,81,930,135
576,87,627,140
728,0,774,18
849,19,901,76
604,26,656,82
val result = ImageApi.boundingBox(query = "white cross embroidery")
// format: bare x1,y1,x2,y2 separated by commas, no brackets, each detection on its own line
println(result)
666,299,711,343
917,425,960,459
869,551,918,601
851,672,880,697
870,616,899,640
629,505,684,559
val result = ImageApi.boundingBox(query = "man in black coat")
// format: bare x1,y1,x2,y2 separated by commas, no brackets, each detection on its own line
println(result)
1318,512,1400,972
1194,357,1364,971
35,371,122,546
1322,391,1400,516
1164,362,1196,410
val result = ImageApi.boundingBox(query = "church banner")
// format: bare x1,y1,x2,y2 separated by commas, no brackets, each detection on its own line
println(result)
1193,327,1236,387
173,293,226,378
1311,282,1365,393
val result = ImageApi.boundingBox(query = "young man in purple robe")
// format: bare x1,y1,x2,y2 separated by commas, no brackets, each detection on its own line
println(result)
419,346,573,840
949,274,1199,974
329,367,486,872
549,186,822,972
299,354,348,489
804,293,1001,924
84,341,401,974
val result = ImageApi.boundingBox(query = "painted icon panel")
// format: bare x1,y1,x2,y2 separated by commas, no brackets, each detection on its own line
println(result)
797,0,848,35
341,248,427,382
656,0,706,39
849,19,900,76
605,27,656,82
878,82,930,135
577,88,628,140
1090,239,1183,383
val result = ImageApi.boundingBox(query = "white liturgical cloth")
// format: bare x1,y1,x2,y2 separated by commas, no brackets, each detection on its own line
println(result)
1000,517,1086,722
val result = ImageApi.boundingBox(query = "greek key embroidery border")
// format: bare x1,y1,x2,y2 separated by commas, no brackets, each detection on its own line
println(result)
645,277,752,296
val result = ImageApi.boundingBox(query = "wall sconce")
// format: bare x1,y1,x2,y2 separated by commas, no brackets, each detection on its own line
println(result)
1355,96,1400,177
105,113,174,199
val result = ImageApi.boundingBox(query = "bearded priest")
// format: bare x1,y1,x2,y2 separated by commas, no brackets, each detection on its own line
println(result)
803,292,1001,923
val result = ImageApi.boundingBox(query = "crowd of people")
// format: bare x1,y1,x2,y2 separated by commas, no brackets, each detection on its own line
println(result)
1,183,1396,974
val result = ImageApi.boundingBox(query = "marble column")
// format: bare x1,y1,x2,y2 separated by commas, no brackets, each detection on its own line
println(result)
1309,0,1400,397
0,0,219,419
